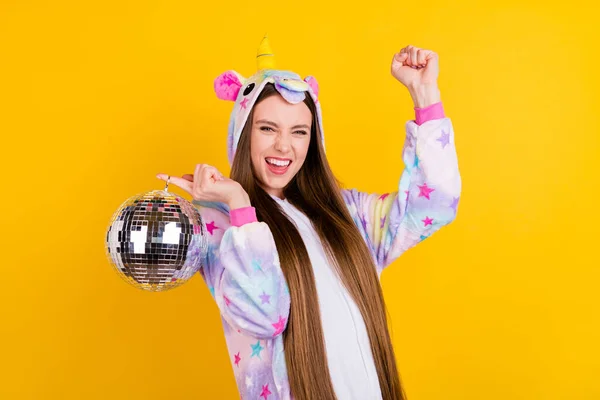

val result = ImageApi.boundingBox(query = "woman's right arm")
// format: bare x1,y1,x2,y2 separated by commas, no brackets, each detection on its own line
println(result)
199,205,291,340
157,165,290,339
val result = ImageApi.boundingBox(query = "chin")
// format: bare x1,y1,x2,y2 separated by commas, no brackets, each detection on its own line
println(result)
265,178,289,190
260,172,293,193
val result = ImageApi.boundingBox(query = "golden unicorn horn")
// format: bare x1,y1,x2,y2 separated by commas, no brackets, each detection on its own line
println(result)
256,34,276,71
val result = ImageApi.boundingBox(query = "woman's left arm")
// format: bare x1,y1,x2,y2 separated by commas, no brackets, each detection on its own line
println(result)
341,45,462,274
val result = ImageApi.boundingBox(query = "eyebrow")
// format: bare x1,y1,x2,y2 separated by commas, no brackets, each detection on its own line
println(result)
255,119,310,130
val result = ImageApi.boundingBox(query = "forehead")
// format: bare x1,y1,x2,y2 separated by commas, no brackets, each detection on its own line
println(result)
252,95,312,125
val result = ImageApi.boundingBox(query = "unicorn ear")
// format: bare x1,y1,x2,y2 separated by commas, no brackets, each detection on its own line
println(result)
304,76,319,100
214,70,245,101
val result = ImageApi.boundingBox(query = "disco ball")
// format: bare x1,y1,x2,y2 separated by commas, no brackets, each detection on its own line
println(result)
105,184,208,292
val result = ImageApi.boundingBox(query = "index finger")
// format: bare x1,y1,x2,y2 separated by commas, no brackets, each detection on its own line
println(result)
156,173,193,194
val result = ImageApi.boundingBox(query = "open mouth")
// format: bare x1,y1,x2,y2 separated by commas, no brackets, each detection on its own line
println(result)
265,157,292,175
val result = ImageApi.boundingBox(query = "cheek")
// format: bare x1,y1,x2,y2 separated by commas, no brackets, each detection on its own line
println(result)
250,132,268,168
296,138,311,161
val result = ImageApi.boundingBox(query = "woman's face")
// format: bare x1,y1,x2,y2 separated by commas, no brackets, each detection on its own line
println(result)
250,94,312,199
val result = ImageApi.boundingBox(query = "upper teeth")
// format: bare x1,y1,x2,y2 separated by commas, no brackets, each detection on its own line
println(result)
266,158,291,167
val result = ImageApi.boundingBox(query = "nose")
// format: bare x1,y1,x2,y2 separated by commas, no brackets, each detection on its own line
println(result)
274,132,291,153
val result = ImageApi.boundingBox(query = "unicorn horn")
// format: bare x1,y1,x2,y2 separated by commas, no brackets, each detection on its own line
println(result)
256,34,276,71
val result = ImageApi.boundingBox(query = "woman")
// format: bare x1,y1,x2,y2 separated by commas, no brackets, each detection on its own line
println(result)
157,37,461,400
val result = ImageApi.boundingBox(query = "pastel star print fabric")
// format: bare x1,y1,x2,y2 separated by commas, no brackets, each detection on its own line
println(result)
342,115,461,275
191,112,461,399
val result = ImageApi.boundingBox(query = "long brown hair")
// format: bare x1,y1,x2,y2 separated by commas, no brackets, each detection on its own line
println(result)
230,83,406,400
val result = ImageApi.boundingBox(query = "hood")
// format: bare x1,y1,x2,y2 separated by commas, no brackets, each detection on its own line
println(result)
213,35,325,166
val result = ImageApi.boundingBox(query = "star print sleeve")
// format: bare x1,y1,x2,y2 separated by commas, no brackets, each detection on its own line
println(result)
214,220,291,340
341,102,462,273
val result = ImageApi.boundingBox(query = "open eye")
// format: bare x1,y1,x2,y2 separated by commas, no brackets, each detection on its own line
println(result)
243,83,255,96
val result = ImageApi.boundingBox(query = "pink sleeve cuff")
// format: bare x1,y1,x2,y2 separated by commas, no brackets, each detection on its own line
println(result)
229,206,258,227
414,101,445,126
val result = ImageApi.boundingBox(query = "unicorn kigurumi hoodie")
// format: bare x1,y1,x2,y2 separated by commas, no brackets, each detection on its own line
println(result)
191,36,461,399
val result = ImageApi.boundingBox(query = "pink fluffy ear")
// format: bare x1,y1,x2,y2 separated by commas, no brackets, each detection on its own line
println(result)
304,76,319,99
214,71,244,101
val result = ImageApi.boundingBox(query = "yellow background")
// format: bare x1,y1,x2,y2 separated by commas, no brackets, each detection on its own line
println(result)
1,0,599,399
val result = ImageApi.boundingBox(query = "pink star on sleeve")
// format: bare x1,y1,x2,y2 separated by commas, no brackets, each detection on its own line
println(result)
272,315,287,336
260,384,272,399
223,295,231,307
418,183,435,200
234,352,241,367
206,221,219,235
422,216,433,227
